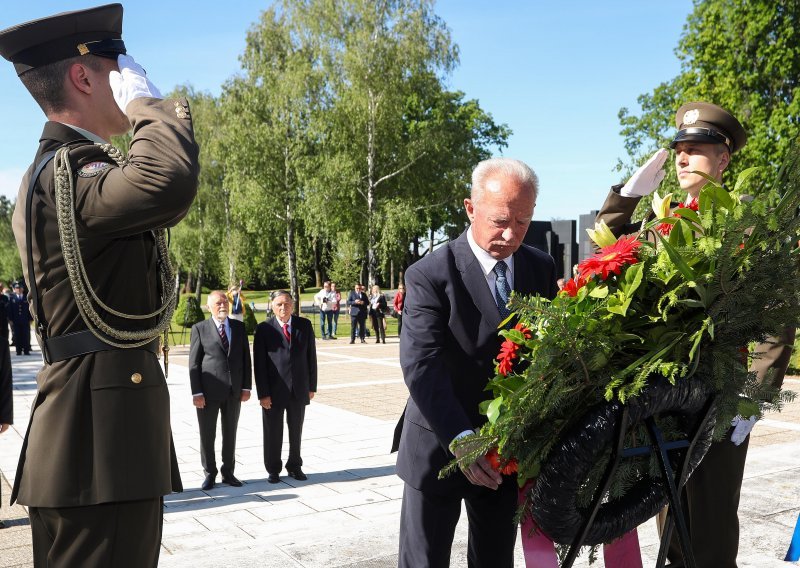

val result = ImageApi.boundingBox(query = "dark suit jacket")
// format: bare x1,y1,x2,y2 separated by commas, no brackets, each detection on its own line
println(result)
253,316,317,408
393,230,559,494
189,317,252,401
10,98,198,507
347,291,369,318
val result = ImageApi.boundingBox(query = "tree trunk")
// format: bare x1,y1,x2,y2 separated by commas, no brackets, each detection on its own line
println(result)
313,236,322,288
223,184,235,286
390,258,395,290
366,88,377,286
194,264,204,304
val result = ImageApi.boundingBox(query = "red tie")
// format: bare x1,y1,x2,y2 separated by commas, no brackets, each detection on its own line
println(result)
282,322,291,344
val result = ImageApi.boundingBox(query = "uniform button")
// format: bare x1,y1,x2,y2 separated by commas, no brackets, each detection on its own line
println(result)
131,373,143,384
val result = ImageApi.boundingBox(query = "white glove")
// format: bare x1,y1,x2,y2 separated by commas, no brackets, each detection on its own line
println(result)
730,415,757,446
109,54,162,114
619,149,668,198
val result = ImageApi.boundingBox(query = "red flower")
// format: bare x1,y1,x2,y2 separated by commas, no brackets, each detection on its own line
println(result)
486,447,519,475
657,198,699,235
560,276,587,297
578,235,642,281
497,339,519,376
513,322,533,339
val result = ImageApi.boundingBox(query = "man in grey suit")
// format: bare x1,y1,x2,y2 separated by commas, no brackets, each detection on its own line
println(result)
189,290,252,490
254,290,317,484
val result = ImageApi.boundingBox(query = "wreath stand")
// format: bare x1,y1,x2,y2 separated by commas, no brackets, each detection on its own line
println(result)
559,394,718,568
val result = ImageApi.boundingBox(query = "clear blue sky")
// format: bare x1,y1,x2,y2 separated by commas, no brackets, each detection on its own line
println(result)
0,1,693,222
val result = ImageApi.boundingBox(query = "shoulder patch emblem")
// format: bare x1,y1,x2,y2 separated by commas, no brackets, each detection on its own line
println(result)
77,161,112,178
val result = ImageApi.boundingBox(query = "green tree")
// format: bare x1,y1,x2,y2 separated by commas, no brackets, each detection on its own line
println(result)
618,0,800,189
169,87,226,299
221,4,326,307
0,196,21,283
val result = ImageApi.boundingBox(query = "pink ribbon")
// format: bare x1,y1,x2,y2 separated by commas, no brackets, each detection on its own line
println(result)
519,483,643,567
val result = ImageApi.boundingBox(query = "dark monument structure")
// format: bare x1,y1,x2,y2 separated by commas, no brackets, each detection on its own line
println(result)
524,211,598,281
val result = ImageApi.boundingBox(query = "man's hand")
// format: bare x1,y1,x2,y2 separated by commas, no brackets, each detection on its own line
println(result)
453,444,502,490
309,391,315,401
619,149,668,198
260,396,272,410
241,390,251,402
192,395,206,409
0,424,9,434
109,54,163,114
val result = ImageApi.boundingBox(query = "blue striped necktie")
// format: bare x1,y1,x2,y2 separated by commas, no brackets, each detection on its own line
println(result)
493,261,512,318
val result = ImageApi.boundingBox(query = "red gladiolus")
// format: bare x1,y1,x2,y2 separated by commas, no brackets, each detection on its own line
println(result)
514,322,533,339
578,235,642,281
561,276,587,297
486,447,519,475
497,339,519,376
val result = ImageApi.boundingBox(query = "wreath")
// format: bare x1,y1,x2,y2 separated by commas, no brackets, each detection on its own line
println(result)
446,144,800,552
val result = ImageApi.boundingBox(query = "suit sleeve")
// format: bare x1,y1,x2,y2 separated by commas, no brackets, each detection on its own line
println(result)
253,324,270,399
188,324,204,395
242,327,253,391
0,346,12,425
74,97,199,237
307,320,318,392
400,264,473,449
596,185,643,238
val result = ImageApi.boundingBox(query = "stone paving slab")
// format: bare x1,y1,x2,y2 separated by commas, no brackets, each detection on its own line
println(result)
1,343,799,567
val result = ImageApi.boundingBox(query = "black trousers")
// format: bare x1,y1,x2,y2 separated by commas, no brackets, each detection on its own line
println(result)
30,497,163,568
262,399,306,474
350,315,366,341
369,312,385,342
12,322,30,354
197,394,241,477
398,479,517,568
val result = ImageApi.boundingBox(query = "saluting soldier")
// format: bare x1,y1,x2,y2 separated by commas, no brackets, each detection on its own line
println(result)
597,102,795,567
0,4,199,567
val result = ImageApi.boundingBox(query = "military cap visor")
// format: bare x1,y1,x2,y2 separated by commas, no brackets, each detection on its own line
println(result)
0,4,126,76
669,102,747,154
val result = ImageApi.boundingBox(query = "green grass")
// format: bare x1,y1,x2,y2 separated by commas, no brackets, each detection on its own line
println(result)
168,309,399,346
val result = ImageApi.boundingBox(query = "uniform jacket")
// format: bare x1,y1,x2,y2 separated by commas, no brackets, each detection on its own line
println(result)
346,290,368,318
392,230,559,494
10,97,199,507
189,317,252,401
8,294,32,326
253,316,317,408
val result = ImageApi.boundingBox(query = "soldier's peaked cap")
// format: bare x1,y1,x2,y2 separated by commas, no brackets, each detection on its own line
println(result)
670,102,747,154
0,4,126,76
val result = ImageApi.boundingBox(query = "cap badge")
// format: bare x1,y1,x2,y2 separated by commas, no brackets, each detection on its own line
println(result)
76,43,90,56
683,109,700,125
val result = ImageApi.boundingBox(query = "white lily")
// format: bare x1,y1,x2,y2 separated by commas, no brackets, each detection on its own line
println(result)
651,191,673,220
586,219,617,248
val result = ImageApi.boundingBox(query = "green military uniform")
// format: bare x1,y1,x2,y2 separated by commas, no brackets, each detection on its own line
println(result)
0,4,199,567
596,103,794,568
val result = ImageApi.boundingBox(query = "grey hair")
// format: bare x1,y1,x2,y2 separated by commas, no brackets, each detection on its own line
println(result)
470,158,539,201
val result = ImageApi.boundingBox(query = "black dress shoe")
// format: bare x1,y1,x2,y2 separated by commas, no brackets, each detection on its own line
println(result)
349,340,355,344
360,339,366,343
267,473,281,484
201,474,215,490
222,474,243,487
287,468,307,481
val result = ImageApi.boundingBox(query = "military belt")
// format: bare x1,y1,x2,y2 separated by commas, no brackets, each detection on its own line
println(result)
43,330,160,364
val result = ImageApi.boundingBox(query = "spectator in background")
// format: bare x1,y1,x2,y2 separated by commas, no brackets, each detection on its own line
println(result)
313,281,334,340
369,285,387,344
347,283,368,344
0,283,9,345
330,282,341,339
8,283,31,356
393,284,405,337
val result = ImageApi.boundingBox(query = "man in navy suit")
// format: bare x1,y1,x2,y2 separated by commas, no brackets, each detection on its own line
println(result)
254,290,317,484
392,158,559,567
189,290,252,490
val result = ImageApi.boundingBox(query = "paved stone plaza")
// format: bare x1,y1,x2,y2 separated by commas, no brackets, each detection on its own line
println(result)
1,338,799,567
